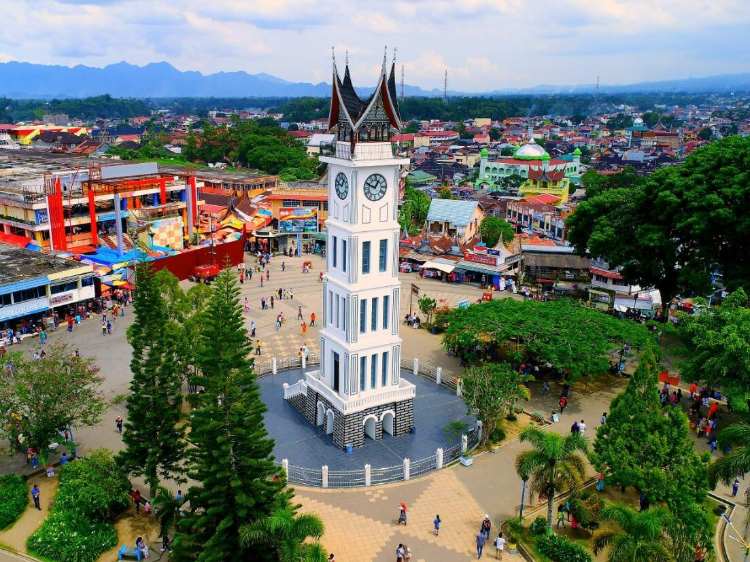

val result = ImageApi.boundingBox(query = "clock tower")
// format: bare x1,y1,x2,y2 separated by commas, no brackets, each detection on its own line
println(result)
284,51,415,449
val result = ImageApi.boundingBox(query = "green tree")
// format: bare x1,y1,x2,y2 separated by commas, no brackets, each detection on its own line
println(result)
240,506,327,562
172,270,291,562
489,128,501,141
479,216,514,247
437,186,454,199
399,187,431,235
119,265,186,497
711,422,750,487
679,289,750,407
697,127,713,141
516,427,588,528
440,298,651,379
606,113,634,130
418,295,437,325
0,344,104,460
593,503,673,562
461,363,530,446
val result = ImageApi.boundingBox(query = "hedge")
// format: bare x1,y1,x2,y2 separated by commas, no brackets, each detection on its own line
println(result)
0,474,27,529
27,450,130,562
537,533,592,562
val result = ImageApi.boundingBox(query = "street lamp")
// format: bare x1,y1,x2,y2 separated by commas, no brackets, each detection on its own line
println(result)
519,476,529,520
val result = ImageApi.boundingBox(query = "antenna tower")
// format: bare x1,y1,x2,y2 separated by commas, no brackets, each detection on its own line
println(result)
443,69,448,102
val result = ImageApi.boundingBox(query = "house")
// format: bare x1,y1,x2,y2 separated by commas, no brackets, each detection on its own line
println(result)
306,133,336,156
425,199,483,245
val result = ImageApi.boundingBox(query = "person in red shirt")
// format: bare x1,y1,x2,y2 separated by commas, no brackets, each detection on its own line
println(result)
559,396,568,414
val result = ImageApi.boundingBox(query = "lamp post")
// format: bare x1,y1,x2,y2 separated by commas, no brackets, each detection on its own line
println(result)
519,477,528,520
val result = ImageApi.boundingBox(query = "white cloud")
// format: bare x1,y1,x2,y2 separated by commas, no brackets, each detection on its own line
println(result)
1,0,748,91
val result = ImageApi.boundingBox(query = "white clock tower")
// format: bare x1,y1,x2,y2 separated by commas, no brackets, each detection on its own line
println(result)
284,51,415,449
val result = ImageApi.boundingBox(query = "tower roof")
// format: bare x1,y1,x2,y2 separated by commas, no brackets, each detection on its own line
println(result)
327,53,402,134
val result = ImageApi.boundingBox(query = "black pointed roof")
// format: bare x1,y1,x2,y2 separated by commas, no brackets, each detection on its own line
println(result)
388,62,400,120
339,65,365,119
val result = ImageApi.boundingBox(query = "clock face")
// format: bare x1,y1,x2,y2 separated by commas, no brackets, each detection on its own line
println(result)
363,173,387,201
334,173,349,199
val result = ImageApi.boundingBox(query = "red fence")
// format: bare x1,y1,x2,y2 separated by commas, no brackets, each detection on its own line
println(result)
149,236,245,280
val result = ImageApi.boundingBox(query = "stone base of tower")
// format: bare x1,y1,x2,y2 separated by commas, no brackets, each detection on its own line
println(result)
287,387,414,450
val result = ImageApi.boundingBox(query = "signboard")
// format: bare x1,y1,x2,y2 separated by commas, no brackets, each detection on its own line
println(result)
278,207,318,233
464,252,499,267
411,283,420,295
50,292,74,305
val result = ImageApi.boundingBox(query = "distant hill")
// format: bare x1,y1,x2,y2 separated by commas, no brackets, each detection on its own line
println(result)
0,60,748,99
0,61,439,99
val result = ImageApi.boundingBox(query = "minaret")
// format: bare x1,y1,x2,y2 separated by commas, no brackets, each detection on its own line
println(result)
286,52,414,449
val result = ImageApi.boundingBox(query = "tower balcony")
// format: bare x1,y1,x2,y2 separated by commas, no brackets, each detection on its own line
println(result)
304,369,415,415
320,141,396,162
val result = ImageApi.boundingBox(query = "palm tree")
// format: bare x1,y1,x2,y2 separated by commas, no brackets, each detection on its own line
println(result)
515,426,587,528
240,506,327,562
152,486,180,542
593,503,673,562
711,422,750,487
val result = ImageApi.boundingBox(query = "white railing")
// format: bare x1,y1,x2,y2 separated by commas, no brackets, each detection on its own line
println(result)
304,372,415,415
283,379,307,400
326,141,394,161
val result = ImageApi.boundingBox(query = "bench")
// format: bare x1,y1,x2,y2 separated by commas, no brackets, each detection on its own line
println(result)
117,545,143,560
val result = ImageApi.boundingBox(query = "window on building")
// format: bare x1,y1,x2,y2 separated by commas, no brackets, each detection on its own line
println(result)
335,294,340,329
360,356,367,391
371,297,378,331
383,295,390,330
379,239,387,272
382,351,389,386
328,290,333,325
362,241,371,274
81,276,94,287
332,236,338,268
13,286,45,303
342,239,347,272
360,298,367,333
340,296,346,331
0,293,11,306
370,354,377,389
50,281,78,294
282,199,302,207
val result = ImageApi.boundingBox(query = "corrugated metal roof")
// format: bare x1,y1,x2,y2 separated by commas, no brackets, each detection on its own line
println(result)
426,199,478,227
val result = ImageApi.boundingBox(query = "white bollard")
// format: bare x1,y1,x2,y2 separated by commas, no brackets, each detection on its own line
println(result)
436,367,442,385
436,448,444,469
302,354,307,369
403,458,411,481
476,420,483,442
272,356,277,375
461,434,468,454
365,464,371,487
322,465,329,488
281,458,289,477
413,358,419,375
456,379,462,397
282,383,289,399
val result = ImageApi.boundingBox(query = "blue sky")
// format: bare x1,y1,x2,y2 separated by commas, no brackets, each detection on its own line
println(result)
2,0,749,91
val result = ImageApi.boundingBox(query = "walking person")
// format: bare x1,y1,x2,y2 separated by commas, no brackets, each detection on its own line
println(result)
31,484,41,510
282,261,286,272
310,311,316,327
250,320,256,338
559,395,568,415
115,416,123,434
398,502,407,525
476,531,486,559
271,295,275,309
396,544,405,562
494,532,506,560
732,478,740,497
298,306,303,321
301,320,307,335
243,298,250,314
578,419,586,435
433,514,441,536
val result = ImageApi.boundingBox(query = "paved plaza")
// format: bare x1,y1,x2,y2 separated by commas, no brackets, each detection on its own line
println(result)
260,368,474,471
10,253,742,561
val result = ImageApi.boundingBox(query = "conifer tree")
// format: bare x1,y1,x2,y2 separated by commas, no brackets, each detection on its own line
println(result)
119,264,186,497
172,269,290,562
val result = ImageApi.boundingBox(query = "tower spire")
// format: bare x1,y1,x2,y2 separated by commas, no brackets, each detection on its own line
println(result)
345,49,349,67
382,45,388,75
331,46,336,71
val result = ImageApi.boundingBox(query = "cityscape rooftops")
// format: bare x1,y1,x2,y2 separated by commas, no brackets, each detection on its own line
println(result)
0,243,91,286
426,199,479,227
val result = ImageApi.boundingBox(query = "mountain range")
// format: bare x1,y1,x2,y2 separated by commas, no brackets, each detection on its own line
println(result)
1,61,749,99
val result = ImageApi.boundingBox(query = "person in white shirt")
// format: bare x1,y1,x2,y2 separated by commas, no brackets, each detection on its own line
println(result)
495,532,506,559
578,420,586,435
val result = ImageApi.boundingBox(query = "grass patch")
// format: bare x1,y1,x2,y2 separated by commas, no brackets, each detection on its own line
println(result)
109,392,129,406
0,474,27,530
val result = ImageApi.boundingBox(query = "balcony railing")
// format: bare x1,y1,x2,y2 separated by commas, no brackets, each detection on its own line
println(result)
320,141,394,161
304,370,415,415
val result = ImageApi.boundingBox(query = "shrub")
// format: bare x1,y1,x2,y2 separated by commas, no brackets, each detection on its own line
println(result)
54,450,130,520
489,426,506,443
27,510,117,562
0,474,27,529
530,516,548,536
537,533,592,562
26,450,128,562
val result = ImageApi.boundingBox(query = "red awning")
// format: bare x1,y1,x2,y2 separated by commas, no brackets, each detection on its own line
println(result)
0,232,31,247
